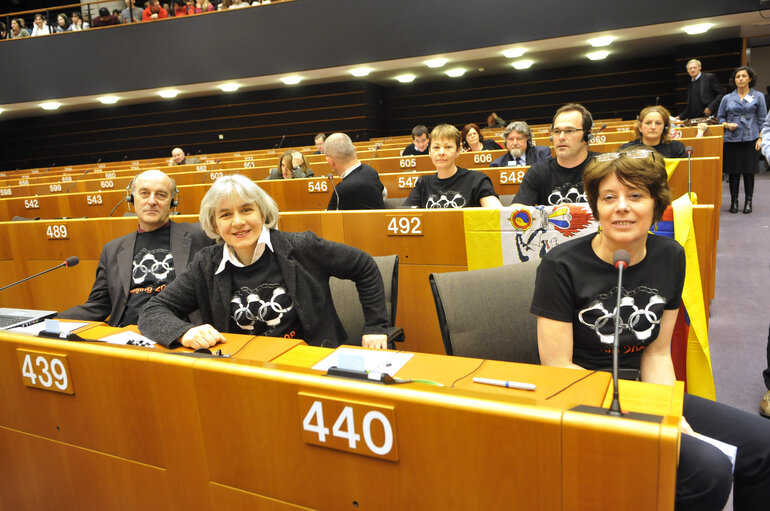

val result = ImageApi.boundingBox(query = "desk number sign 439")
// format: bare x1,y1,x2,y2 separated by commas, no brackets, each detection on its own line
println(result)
17,349,74,394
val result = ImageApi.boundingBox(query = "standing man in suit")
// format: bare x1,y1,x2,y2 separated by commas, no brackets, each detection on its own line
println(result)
490,121,552,167
678,59,724,120
59,170,211,327
325,133,386,210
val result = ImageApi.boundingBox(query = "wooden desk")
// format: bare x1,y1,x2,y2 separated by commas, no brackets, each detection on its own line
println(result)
0,330,682,510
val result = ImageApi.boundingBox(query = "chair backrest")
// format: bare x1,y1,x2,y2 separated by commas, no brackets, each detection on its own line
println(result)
383,197,405,209
330,255,398,345
429,261,540,363
498,194,515,207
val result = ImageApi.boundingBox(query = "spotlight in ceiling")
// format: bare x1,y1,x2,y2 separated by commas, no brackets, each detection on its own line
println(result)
683,23,713,35
281,75,303,85
349,67,372,77
40,102,62,110
395,73,416,83
501,48,527,58
157,89,180,98
424,58,448,68
588,36,615,47
445,68,466,77
511,59,534,70
97,96,120,104
218,83,241,92
587,50,610,61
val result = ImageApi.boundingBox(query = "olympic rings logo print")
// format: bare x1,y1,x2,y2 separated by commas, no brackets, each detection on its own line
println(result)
132,250,174,284
578,292,666,345
231,285,294,333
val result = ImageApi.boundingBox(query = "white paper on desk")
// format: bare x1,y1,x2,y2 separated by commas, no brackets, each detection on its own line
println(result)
692,432,737,473
100,331,156,347
312,347,412,376
9,321,89,335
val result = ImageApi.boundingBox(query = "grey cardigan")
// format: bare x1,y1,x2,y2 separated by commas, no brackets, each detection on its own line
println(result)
138,230,388,347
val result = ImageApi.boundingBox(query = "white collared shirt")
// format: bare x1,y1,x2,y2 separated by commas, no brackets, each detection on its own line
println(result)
215,225,273,274
692,72,702,82
339,161,360,180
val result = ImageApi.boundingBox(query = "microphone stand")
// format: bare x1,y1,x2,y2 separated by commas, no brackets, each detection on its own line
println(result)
0,259,77,293
608,262,625,417
685,146,694,201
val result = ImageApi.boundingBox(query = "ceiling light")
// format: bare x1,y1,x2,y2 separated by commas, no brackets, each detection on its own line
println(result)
395,73,416,83
40,102,62,110
97,96,120,104
588,36,615,47
445,68,466,77
218,83,241,92
587,50,610,61
511,59,534,70
502,48,527,58
424,58,448,68
683,23,713,35
157,89,180,98
281,75,303,85
349,67,372,77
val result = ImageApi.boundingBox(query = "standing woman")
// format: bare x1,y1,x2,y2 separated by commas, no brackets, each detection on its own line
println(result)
619,105,686,158
460,123,502,152
532,148,770,510
717,66,767,214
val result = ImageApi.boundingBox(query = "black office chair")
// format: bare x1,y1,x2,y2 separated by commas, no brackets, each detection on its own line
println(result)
330,254,404,349
383,197,406,209
429,261,540,363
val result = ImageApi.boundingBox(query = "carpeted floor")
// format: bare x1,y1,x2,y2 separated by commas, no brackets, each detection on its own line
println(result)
709,171,770,415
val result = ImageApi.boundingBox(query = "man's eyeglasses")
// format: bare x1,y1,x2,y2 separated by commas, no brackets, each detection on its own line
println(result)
594,149,657,162
550,128,584,137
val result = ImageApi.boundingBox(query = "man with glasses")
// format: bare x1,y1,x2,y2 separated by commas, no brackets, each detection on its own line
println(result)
490,121,552,168
512,103,599,206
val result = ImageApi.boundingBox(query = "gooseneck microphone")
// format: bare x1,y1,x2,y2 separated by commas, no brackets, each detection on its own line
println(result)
608,249,630,417
685,146,694,200
367,143,382,167
326,173,340,210
0,256,79,293
65,168,91,193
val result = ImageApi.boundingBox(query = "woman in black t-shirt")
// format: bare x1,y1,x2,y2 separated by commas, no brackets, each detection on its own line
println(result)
532,148,770,511
618,105,686,158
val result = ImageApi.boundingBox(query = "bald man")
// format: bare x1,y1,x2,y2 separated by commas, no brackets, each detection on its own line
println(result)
170,147,200,166
59,170,212,327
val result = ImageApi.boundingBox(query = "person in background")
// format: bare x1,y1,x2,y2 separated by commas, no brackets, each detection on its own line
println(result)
69,12,89,31
402,124,501,209
0,21,6,40
490,121,552,167
678,59,724,120
461,123,502,152
170,147,200,166
174,0,196,16
54,13,70,32
717,66,767,215
532,147,770,511
401,125,430,156
313,133,326,154
512,103,599,206
9,18,30,38
268,151,314,179
143,0,169,20
121,0,144,23
486,112,506,128
138,175,390,349
93,7,120,27
30,13,50,36
195,0,216,12
324,133,386,210
619,105,686,158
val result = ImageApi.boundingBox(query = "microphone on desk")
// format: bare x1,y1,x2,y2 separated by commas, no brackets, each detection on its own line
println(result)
65,168,91,193
0,256,79,293
597,123,608,133
608,249,630,417
685,146,694,200
327,173,340,210
276,135,286,150
367,143,383,167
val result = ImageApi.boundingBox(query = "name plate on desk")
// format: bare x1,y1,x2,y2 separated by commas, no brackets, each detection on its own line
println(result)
298,393,398,461
17,349,74,394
